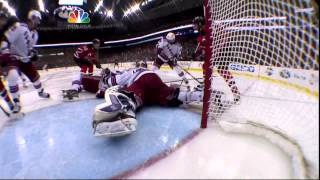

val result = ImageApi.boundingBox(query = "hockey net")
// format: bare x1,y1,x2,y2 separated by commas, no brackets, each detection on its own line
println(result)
202,0,319,179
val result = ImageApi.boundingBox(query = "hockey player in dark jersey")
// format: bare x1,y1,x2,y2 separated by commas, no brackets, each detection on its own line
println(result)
192,16,240,102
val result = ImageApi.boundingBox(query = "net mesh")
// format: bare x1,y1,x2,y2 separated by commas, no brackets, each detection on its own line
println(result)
205,0,319,178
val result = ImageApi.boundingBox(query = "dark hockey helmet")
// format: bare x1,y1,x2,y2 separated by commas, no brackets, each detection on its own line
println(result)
193,16,205,26
92,38,100,49
101,68,111,77
92,38,100,44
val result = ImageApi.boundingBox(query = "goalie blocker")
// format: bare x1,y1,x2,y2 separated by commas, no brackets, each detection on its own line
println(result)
92,72,203,137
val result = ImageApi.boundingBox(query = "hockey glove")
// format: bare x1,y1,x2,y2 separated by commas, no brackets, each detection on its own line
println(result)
96,63,102,69
30,49,39,61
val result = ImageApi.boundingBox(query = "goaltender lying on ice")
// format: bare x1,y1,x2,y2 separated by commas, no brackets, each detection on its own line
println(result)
91,65,204,137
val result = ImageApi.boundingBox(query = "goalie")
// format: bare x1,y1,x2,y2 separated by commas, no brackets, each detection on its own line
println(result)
92,63,203,137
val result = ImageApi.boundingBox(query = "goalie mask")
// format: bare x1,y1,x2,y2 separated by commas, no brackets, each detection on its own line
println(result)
136,61,147,68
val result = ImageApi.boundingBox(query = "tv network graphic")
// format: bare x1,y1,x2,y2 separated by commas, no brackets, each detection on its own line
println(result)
68,10,90,24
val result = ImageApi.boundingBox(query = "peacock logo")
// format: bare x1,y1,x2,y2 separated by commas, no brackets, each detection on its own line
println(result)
68,10,90,24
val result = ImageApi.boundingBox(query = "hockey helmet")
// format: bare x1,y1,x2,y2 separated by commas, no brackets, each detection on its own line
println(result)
166,32,176,43
136,61,147,68
193,16,205,30
92,38,100,49
193,16,205,25
28,10,42,25
101,68,111,78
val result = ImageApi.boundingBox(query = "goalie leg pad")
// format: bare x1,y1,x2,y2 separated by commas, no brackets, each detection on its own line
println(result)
93,88,138,137
93,117,137,137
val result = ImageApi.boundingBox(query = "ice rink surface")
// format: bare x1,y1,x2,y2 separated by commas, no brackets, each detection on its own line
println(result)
1,64,310,179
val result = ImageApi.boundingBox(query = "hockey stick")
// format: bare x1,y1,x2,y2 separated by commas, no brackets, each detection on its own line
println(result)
164,77,203,84
0,104,10,117
177,64,203,84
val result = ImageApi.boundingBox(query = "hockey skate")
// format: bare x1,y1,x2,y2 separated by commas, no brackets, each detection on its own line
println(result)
0,102,25,120
38,89,50,98
62,89,79,101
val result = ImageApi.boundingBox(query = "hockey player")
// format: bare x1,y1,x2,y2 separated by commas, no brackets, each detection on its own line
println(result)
0,16,20,113
91,61,203,137
192,16,240,102
152,32,188,84
192,16,206,61
73,38,102,76
63,39,102,99
0,11,50,113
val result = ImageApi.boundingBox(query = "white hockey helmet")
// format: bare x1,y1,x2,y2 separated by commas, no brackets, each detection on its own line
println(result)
166,32,176,43
28,10,42,20
28,10,42,25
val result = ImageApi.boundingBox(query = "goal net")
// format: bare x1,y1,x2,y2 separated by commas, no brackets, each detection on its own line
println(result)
202,0,319,179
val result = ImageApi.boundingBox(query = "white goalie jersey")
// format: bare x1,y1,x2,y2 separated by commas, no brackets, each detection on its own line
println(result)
99,67,155,91
156,38,182,62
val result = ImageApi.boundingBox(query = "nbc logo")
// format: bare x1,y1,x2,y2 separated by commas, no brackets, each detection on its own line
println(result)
68,10,90,24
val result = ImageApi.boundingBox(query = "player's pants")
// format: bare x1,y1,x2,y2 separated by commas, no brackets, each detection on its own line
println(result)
7,61,43,101
74,57,94,75
123,73,182,107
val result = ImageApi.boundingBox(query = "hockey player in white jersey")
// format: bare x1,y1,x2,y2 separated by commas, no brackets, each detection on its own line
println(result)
152,32,188,84
92,61,203,137
0,10,50,113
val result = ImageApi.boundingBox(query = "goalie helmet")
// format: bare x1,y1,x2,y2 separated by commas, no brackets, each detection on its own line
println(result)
166,32,176,44
136,61,147,68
